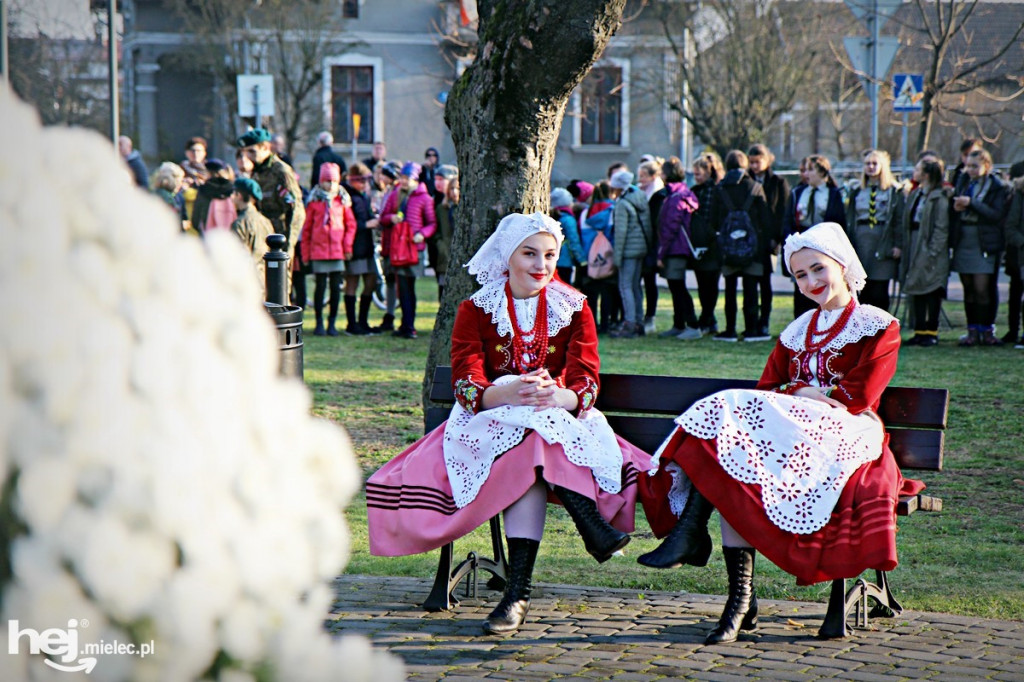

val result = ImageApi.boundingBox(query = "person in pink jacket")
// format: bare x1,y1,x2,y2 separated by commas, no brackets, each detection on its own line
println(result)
300,163,357,336
379,162,437,338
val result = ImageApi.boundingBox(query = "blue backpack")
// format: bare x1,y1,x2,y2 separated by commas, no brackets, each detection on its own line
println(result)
716,190,758,267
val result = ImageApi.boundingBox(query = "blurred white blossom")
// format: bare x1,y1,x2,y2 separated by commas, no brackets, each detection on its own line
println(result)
0,87,403,682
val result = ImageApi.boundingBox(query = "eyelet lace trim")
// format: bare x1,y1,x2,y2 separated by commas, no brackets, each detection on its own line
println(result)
780,304,896,353
673,389,884,534
470,278,586,340
442,375,624,508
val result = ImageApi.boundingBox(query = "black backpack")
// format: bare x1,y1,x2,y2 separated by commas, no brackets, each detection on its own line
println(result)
716,189,758,267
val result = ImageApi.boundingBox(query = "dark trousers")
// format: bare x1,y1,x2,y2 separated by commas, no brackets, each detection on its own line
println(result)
583,277,620,331
667,278,698,330
1008,272,1023,338
861,279,891,311
643,268,659,319
694,269,721,329
724,274,759,334
397,275,417,332
758,259,773,329
912,290,944,333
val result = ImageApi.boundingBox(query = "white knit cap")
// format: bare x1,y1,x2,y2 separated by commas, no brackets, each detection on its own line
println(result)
465,211,564,285
783,221,867,294
610,170,634,189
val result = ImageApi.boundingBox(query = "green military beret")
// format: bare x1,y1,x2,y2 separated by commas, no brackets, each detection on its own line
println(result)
236,128,272,147
233,177,263,201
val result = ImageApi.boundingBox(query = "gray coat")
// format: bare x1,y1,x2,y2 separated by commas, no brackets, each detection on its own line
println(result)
612,186,653,266
899,187,950,296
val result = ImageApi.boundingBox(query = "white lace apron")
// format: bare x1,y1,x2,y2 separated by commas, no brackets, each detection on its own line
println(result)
649,304,895,534
442,280,624,508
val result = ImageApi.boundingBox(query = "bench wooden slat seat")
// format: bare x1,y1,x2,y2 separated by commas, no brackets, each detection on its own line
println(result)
421,365,948,638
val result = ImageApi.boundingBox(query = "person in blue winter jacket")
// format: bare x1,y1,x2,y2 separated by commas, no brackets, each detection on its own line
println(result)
551,187,586,284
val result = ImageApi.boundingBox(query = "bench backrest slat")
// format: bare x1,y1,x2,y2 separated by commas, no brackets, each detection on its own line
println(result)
426,366,946,472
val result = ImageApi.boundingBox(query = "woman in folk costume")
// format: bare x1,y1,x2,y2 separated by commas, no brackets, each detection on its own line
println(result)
638,222,925,643
367,212,652,635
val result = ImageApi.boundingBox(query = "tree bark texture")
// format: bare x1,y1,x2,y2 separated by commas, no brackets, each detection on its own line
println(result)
422,0,627,411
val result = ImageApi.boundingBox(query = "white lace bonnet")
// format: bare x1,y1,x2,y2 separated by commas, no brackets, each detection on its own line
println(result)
783,221,867,294
465,211,564,285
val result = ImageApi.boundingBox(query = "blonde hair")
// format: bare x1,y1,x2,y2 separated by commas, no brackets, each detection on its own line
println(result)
692,151,724,182
151,161,185,192
860,149,896,190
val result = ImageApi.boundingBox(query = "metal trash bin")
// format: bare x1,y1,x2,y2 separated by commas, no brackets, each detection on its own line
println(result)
264,302,304,380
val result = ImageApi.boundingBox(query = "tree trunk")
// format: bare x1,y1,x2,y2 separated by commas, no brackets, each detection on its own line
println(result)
422,0,626,411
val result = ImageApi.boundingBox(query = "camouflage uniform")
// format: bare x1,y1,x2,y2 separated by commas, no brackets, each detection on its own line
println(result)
232,205,275,298
252,154,305,288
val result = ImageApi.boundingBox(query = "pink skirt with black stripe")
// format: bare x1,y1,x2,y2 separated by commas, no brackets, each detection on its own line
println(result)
366,422,652,557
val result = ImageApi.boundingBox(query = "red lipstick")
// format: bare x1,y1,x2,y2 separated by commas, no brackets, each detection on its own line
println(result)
530,273,546,281
810,285,826,295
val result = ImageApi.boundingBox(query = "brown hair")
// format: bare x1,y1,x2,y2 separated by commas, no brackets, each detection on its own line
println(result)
747,143,774,166
724,149,749,171
348,161,371,177
591,180,613,202
806,154,836,187
661,156,686,183
918,158,945,189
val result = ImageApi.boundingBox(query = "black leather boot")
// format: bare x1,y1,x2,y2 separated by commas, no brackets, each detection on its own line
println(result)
326,291,340,336
483,537,540,635
313,309,325,336
358,294,374,334
705,546,759,644
637,488,714,568
552,485,630,563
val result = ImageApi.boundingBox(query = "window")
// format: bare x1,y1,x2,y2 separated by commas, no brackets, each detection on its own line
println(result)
331,65,373,143
341,0,359,19
580,66,623,145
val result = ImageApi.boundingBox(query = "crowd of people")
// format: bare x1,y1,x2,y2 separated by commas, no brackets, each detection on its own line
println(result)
122,130,1024,351
550,140,1024,349
123,130,458,339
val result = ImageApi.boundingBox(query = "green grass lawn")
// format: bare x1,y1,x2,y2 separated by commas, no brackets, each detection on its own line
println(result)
306,278,1024,620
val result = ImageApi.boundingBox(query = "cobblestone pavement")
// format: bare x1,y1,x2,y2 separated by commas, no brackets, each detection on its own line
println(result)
329,575,1024,681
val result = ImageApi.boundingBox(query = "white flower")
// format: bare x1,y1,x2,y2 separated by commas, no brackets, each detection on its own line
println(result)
0,86,403,681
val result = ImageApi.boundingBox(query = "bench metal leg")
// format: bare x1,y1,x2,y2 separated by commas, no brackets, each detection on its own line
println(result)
421,517,509,612
819,578,849,639
422,542,458,612
818,571,904,639
485,516,508,591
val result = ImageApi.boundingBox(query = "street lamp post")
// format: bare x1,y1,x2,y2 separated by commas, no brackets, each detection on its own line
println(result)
1,0,9,85
107,0,119,143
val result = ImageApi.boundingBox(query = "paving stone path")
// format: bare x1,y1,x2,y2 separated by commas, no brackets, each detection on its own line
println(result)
329,575,1023,681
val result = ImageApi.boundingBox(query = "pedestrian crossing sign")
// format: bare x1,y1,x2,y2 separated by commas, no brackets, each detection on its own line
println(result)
893,74,924,112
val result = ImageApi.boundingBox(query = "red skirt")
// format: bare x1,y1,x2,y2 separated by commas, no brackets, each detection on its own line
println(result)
639,429,925,586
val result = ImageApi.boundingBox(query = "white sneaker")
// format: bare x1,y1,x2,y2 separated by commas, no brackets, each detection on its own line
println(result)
677,327,702,340
643,317,657,335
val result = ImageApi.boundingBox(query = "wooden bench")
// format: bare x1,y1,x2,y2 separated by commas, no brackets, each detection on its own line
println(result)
422,366,948,638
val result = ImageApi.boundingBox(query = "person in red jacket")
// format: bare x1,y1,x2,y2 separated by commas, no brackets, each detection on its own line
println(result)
366,212,653,635
638,222,924,643
378,162,437,338
300,162,356,336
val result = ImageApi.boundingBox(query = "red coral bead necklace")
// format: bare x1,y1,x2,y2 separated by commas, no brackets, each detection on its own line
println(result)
505,281,550,373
